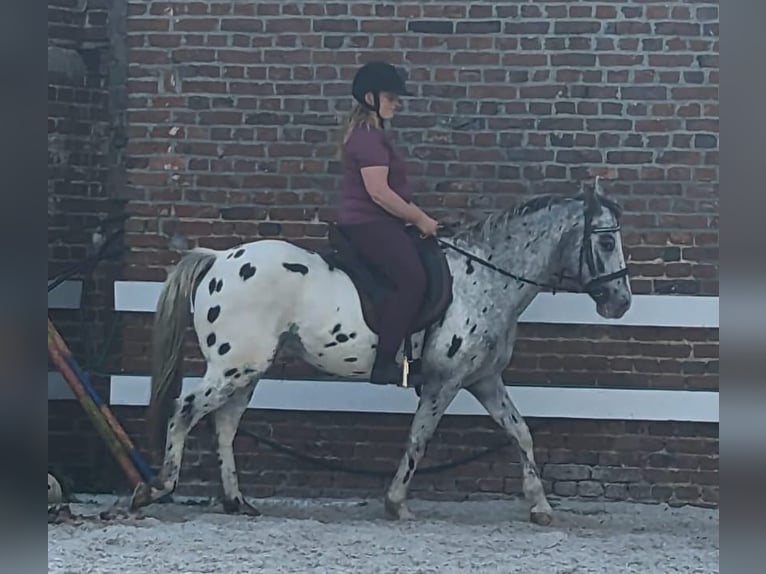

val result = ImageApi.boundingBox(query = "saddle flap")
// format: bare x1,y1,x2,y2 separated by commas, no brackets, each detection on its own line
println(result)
321,223,454,336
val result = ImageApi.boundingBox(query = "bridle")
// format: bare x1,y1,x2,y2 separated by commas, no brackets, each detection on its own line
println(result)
576,206,629,295
436,199,630,296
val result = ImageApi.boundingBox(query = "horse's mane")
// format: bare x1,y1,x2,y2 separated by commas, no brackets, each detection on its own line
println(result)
450,191,622,243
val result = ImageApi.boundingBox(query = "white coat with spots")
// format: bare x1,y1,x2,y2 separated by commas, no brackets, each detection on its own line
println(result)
132,182,632,524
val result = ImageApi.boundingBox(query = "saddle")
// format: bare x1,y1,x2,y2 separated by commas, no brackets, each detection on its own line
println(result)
320,224,454,337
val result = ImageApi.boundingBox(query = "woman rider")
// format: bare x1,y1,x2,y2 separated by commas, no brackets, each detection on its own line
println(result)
334,61,440,387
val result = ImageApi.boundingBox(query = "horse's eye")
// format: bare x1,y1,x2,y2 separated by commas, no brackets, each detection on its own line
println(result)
599,236,615,252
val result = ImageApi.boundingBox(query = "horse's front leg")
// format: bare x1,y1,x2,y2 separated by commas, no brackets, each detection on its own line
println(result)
384,379,461,520
467,374,553,525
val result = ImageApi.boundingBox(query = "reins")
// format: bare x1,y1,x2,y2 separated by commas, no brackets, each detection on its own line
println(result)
432,199,629,295
435,237,581,294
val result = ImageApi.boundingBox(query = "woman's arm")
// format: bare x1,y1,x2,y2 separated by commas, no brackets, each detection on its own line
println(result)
360,165,429,225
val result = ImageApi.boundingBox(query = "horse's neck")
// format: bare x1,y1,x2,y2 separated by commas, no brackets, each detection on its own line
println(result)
475,202,582,284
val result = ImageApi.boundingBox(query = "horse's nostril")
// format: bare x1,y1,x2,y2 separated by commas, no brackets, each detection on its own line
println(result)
591,287,608,302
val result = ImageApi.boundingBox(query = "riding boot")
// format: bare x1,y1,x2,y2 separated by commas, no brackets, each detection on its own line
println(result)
370,358,425,388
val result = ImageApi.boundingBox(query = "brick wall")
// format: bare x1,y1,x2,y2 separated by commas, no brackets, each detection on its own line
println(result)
48,0,128,362
48,0,129,490
49,0,719,506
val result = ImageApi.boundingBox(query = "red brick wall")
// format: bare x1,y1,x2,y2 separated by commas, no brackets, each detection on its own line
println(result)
48,0,129,490
48,0,127,362
49,1,719,506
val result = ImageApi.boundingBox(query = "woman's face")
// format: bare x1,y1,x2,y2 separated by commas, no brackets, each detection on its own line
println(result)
365,91,401,120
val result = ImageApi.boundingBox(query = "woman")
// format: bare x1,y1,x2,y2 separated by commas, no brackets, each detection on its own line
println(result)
335,61,439,386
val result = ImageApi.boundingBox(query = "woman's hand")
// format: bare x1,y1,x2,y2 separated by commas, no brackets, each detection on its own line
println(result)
416,213,439,237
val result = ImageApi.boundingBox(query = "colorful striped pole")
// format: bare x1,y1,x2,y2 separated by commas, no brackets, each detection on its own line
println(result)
48,318,155,488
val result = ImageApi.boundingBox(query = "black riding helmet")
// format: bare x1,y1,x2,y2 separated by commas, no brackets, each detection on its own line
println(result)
351,61,413,118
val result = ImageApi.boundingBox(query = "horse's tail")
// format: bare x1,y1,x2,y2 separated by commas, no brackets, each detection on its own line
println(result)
147,248,217,458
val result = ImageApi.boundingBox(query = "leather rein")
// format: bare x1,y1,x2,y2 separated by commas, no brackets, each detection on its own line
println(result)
435,204,629,295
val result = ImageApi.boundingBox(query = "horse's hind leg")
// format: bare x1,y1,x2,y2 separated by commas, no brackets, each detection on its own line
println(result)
467,375,553,525
212,378,259,516
384,380,461,520
133,371,236,508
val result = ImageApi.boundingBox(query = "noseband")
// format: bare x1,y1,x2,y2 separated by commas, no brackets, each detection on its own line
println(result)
577,206,629,295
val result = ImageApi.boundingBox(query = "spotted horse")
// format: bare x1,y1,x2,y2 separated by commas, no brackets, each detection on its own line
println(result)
131,179,632,525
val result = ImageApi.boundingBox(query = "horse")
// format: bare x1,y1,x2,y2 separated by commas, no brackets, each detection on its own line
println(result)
130,178,631,526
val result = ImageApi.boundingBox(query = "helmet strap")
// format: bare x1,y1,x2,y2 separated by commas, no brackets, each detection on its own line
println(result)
361,92,385,128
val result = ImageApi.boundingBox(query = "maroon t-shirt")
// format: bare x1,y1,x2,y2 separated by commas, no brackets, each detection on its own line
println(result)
336,126,413,225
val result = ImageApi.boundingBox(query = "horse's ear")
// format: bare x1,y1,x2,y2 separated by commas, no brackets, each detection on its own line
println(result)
594,175,606,198
582,179,598,211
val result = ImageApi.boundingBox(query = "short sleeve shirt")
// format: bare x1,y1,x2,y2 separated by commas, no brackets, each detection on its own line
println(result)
336,126,412,225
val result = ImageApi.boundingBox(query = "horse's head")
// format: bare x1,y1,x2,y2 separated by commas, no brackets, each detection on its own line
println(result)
564,178,632,319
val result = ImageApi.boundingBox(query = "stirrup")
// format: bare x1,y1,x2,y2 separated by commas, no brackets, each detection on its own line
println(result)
399,334,414,388
399,359,410,388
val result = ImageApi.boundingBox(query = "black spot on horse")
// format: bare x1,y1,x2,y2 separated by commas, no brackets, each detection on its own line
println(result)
218,343,231,355
207,305,220,323
447,335,463,358
204,389,212,397
318,352,324,357
217,457,223,466
283,262,309,275
466,259,475,275
184,394,195,403
349,332,357,339
181,400,194,422
206,333,216,347
208,277,217,295
470,324,477,334
331,323,341,334
336,333,349,343
470,355,477,362
239,262,256,281
512,414,519,423
344,357,358,363
244,368,255,374
371,344,377,350
465,318,470,326
233,249,245,258
239,263,255,281
216,279,223,292
482,307,488,314
224,368,238,378
324,341,338,348
352,370,366,375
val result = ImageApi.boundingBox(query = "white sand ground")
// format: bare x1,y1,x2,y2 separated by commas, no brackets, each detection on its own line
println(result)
48,494,718,574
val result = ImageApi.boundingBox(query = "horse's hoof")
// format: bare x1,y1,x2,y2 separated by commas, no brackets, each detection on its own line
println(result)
129,482,152,511
530,511,553,526
384,498,415,521
223,497,261,517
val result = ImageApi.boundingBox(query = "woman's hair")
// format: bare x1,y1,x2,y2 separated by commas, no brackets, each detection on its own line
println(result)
335,103,381,158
